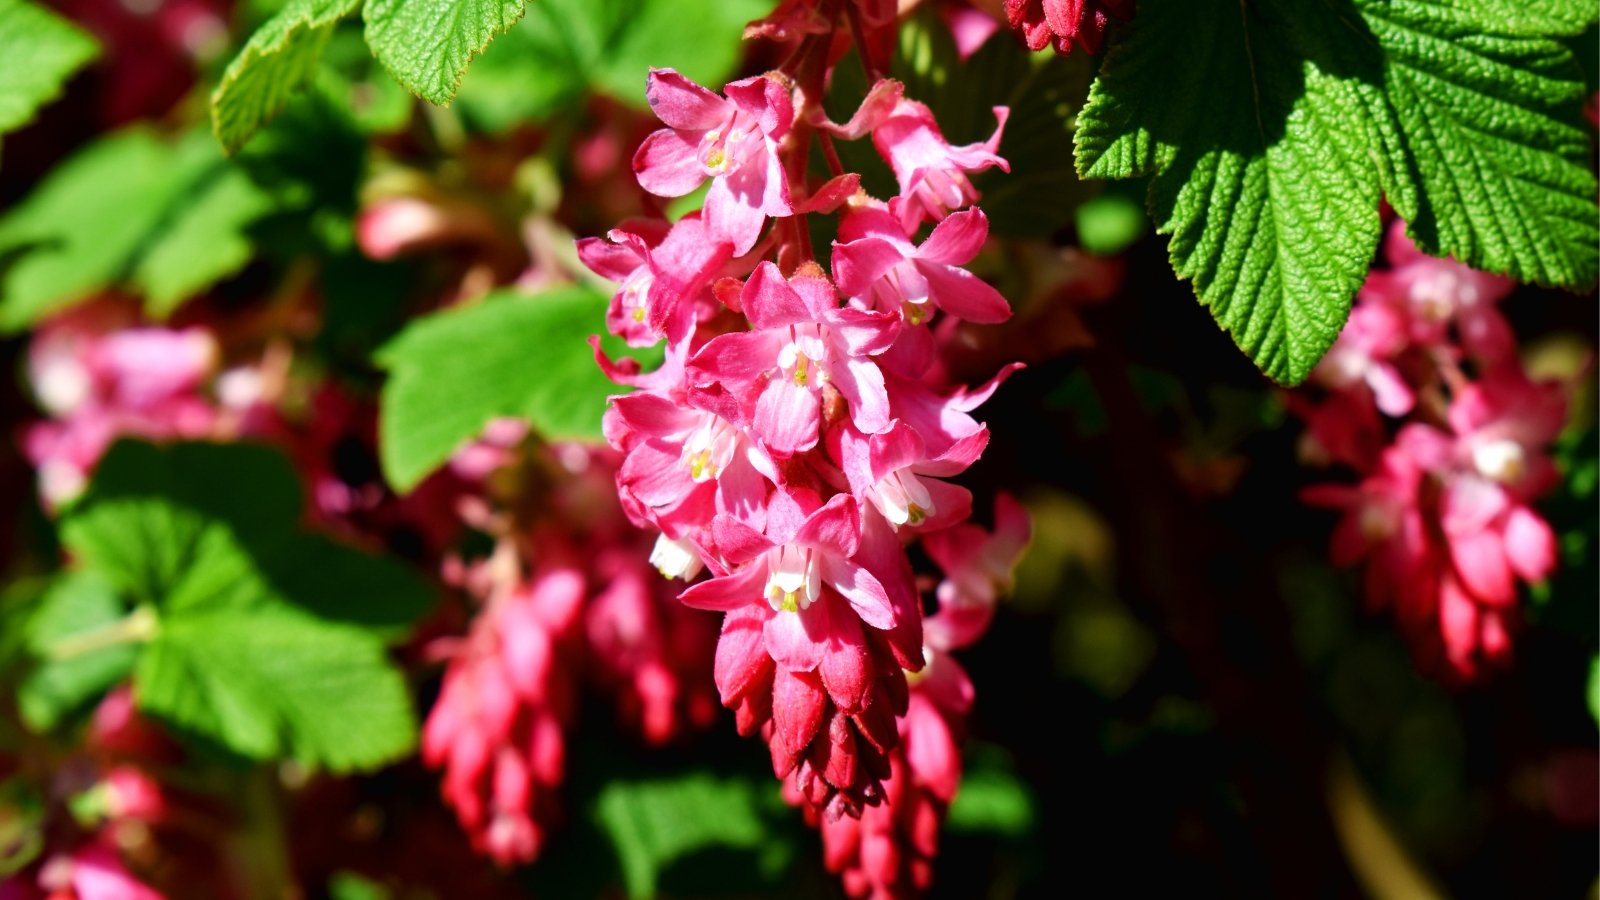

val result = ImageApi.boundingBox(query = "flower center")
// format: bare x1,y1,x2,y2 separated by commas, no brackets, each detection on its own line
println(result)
1410,270,1463,322
1472,438,1525,485
698,113,756,177
620,268,653,323
777,329,828,388
1358,501,1398,542
866,469,935,528
682,415,740,483
764,545,821,613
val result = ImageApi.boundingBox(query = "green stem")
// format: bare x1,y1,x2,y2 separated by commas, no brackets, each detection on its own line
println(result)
47,606,157,661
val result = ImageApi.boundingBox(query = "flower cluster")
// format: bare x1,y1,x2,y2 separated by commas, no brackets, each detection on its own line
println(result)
22,301,224,508
422,440,718,865
580,61,1028,894
811,495,1029,896
1003,0,1134,55
1296,221,1569,677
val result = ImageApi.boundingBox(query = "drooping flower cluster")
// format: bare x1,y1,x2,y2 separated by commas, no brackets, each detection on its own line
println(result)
1295,221,1569,677
580,58,1027,895
1003,0,1134,55
422,440,718,866
810,495,1029,897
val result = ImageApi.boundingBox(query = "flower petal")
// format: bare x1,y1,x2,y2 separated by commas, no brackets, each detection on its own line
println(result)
633,128,709,198
917,258,1011,323
645,68,728,131
679,562,766,611
915,207,989,265
820,556,895,629
754,378,821,456
764,605,826,671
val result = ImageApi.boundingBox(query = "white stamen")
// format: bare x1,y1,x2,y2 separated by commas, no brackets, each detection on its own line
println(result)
866,469,935,528
650,534,703,581
1472,438,1526,485
764,545,822,612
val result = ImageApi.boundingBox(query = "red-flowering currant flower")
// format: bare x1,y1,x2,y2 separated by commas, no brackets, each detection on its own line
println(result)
833,203,1012,325
632,69,795,255
871,98,1008,231
830,421,982,532
1004,0,1134,55
18,839,163,900
1369,224,1517,364
1297,218,1571,678
687,263,900,456
1312,301,1414,417
576,214,732,347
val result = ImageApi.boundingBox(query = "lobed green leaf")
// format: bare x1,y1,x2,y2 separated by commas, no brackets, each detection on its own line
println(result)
362,0,526,106
376,286,658,492
50,441,430,770
0,0,98,138
211,0,363,153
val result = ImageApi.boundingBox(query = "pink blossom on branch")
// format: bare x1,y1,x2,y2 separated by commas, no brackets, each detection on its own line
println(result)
632,69,795,255
871,98,1009,232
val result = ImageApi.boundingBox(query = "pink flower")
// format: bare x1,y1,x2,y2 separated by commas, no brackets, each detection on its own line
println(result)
1302,448,1436,624
687,263,899,456
632,69,795,255
871,98,1008,231
680,493,896,673
1375,222,1516,363
586,547,719,745
1313,302,1414,417
606,391,773,545
102,767,167,823
922,493,1032,648
833,203,1012,325
30,840,162,900
831,421,982,532
576,215,732,347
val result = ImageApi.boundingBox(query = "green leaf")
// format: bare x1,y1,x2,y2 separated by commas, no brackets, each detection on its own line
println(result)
59,441,429,770
583,0,770,104
61,440,302,605
0,129,272,327
376,286,657,492
594,772,784,900
1362,0,1600,288
1588,654,1600,726
452,0,767,132
18,572,140,731
133,162,274,317
0,130,179,328
0,0,98,137
1075,0,1599,383
210,0,363,153
1075,187,1148,256
136,604,415,770
362,0,527,106
1456,0,1598,37
1075,0,1389,383
946,744,1038,839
